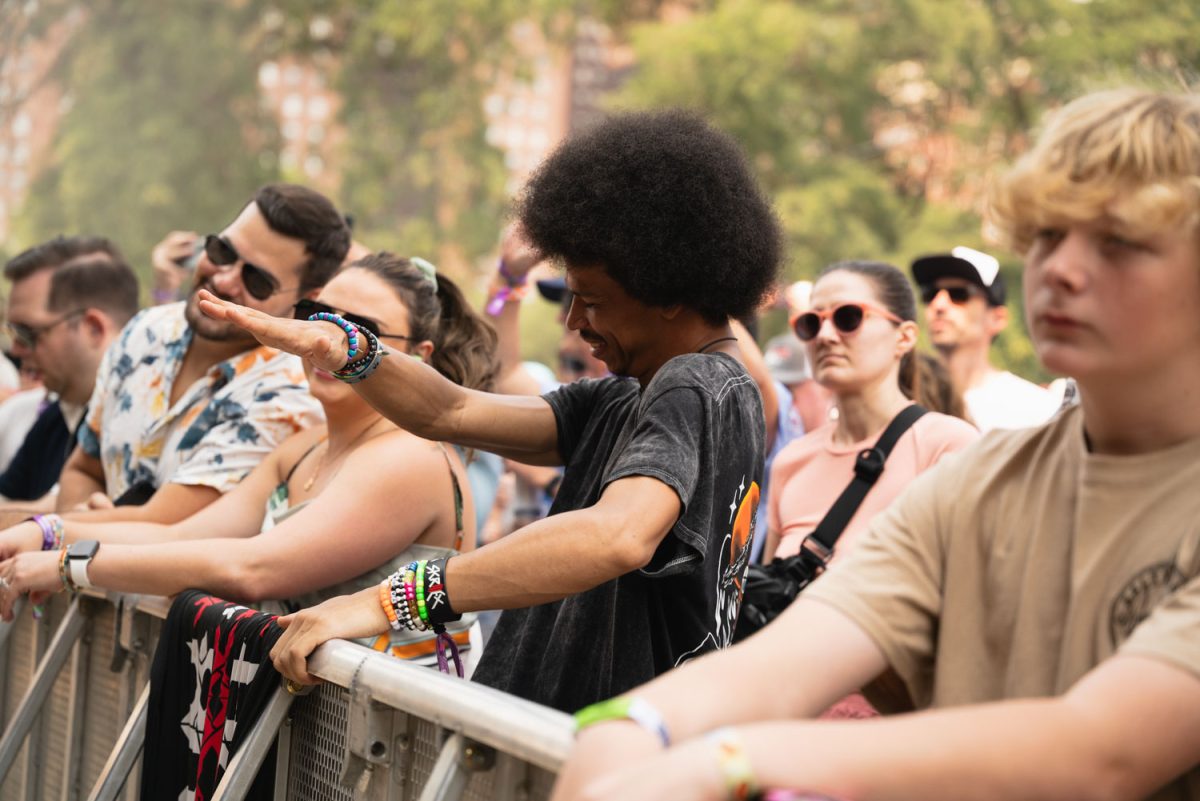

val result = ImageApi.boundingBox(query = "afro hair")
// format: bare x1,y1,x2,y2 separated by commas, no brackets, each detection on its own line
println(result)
517,109,782,325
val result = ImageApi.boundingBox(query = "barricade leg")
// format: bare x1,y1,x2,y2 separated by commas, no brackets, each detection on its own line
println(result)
83,683,148,801
211,685,296,801
60,616,93,801
0,598,87,785
417,733,469,801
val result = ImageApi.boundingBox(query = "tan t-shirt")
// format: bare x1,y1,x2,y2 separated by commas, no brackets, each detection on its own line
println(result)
806,405,1200,800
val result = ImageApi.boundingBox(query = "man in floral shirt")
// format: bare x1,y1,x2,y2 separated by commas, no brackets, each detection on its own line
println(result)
56,184,349,524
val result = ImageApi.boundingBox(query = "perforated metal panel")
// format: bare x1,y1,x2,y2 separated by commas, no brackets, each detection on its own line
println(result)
285,685,356,801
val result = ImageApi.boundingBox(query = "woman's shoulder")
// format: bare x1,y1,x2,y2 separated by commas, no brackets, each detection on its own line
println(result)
770,422,835,474
274,425,328,473
912,410,980,447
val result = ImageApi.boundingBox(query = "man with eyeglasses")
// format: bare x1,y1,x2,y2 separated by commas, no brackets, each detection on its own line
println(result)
41,184,349,527
0,237,138,505
912,246,1059,431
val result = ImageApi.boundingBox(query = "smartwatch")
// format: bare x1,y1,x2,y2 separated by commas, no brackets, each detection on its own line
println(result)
66,540,100,590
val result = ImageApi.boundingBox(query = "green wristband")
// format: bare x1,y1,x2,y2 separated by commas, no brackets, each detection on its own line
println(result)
573,696,670,746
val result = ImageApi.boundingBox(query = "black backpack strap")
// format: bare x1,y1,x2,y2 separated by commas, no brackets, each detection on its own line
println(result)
805,404,928,557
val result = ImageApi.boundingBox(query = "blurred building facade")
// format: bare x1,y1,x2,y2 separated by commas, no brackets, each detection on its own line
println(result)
0,13,635,247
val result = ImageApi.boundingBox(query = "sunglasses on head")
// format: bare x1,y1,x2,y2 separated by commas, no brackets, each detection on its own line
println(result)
293,298,415,342
791,302,902,342
204,234,287,301
919,283,986,305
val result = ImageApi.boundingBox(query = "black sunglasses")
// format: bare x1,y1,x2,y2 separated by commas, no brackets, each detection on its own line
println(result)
293,298,415,341
919,283,985,305
204,234,287,301
791,302,901,342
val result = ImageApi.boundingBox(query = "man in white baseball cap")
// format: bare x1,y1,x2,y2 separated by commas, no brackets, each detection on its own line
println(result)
912,245,1059,431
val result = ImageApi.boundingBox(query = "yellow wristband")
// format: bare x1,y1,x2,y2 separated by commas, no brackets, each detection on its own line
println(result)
707,727,759,801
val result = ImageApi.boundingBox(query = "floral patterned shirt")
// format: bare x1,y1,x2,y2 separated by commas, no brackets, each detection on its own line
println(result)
79,302,323,498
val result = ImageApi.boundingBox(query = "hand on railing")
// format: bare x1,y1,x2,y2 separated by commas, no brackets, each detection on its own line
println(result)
270,583,391,685
0,549,59,622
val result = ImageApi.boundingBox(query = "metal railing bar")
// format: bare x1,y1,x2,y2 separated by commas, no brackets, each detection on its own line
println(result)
307,643,575,772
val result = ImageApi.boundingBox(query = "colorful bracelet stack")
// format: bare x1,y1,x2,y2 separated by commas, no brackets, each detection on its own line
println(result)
378,557,464,676
308,311,359,360
333,323,386,384
31,514,65,551
485,257,529,316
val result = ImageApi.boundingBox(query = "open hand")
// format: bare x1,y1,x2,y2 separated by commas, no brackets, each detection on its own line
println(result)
197,289,352,372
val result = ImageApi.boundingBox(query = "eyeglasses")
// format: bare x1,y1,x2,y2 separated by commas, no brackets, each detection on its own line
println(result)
293,298,416,341
204,234,291,301
919,283,986,305
5,308,87,348
791,302,902,342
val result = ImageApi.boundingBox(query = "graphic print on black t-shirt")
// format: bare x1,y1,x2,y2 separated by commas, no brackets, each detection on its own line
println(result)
472,353,765,712
675,477,758,664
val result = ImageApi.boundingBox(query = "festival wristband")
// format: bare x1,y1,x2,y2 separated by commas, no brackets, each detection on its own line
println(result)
31,514,64,551
573,696,671,747
707,727,759,801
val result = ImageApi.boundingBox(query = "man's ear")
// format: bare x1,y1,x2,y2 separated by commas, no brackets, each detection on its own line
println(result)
79,309,110,343
985,304,1009,339
660,304,684,321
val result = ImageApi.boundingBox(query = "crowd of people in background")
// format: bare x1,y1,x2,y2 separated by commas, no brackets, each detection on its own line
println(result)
0,84,1197,801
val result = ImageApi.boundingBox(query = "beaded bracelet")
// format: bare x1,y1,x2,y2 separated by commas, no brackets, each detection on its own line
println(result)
379,579,400,630
386,573,410,633
415,559,428,624
333,326,385,384
308,311,359,360
707,728,759,801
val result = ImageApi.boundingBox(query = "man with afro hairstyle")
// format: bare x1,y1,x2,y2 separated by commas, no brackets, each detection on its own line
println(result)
204,110,783,712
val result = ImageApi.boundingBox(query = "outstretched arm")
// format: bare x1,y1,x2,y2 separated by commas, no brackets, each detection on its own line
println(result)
198,290,562,465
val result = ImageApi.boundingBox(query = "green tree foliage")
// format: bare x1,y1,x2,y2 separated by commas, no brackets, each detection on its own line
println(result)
615,0,1200,380
12,1,278,291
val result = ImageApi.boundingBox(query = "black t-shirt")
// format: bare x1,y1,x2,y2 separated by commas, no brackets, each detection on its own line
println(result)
0,400,75,501
472,352,765,712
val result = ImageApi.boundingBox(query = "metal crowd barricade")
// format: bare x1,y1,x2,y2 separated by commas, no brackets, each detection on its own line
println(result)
1,590,574,801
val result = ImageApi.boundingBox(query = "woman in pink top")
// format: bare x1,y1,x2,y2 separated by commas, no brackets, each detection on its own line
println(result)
765,261,979,564
766,261,977,719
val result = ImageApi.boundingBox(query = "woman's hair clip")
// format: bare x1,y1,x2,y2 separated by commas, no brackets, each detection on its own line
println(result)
410,257,438,291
